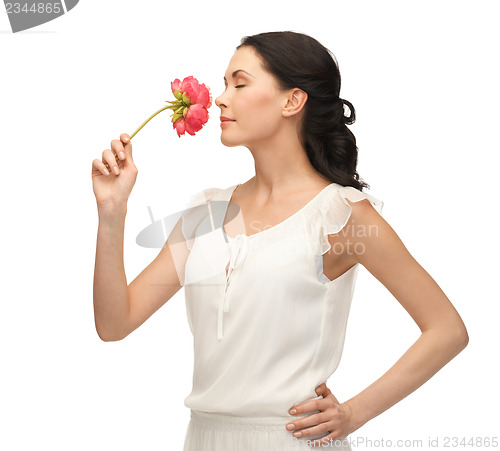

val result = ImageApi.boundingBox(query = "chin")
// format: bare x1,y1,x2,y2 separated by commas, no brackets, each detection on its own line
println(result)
220,136,242,147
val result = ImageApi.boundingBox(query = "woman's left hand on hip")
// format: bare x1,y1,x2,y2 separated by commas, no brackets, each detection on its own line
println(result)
286,382,354,447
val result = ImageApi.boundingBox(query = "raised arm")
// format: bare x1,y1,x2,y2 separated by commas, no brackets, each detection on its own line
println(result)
92,133,190,341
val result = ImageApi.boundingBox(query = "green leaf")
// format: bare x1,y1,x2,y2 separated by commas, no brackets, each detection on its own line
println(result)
182,92,191,106
175,105,186,115
172,112,183,122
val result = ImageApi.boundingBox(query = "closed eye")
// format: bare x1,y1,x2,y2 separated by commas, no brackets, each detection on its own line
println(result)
221,84,245,92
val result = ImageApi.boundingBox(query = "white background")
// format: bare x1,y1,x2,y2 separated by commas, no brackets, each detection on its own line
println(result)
1,1,498,450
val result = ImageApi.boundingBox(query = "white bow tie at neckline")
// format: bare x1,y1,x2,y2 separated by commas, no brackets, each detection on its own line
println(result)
217,234,249,341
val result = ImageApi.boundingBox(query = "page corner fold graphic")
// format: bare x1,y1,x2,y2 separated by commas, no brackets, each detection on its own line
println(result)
5,0,80,33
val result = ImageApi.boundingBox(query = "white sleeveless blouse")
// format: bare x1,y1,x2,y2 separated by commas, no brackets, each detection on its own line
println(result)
179,182,384,417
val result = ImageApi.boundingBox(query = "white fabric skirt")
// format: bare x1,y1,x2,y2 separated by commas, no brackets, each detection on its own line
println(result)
183,409,352,450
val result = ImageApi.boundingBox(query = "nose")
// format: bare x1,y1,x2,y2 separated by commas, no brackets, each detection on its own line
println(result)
215,90,227,109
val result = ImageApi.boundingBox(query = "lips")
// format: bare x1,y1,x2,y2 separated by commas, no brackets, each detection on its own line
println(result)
220,116,236,122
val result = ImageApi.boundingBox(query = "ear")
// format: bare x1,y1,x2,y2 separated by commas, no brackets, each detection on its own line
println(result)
282,88,308,118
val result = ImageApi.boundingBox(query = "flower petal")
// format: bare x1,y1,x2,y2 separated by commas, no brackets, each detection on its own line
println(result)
173,118,185,137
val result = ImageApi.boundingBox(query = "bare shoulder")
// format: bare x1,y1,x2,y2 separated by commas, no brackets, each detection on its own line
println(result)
340,197,424,284
322,197,383,274
341,197,401,266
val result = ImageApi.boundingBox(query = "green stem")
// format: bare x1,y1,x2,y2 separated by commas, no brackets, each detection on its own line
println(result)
129,105,172,140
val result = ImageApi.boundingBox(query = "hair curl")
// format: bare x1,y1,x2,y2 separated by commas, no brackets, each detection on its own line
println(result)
237,31,370,191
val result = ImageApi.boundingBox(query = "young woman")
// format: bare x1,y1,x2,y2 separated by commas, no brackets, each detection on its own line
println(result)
92,31,469,450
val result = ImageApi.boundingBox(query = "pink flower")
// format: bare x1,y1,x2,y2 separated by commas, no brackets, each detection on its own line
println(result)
127,75,212,141
171,76,212,108
170,76,212,137
173,103,209,137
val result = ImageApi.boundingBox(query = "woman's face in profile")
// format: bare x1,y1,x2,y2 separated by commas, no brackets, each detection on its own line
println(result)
215,46,286,148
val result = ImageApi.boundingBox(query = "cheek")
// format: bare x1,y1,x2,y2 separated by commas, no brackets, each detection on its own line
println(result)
240,90,280,125
246,89,275,108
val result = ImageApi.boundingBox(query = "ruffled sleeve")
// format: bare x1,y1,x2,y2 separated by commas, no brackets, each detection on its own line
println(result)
185,187,222,209
181,187,224,251
315,185,384,255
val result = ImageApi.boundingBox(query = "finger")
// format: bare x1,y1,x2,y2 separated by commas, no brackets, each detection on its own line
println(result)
102,148,120,175
93,159,110,176
326,391,340,405
318,384,333,399
111,139,126,161
289,398,322,415
290,419,331,440
286,412,325,433
315,383,327,396
120,132,130,146
120,133,134,163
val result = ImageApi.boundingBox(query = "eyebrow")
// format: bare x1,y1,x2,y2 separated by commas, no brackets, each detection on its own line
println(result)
223,70,254,82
